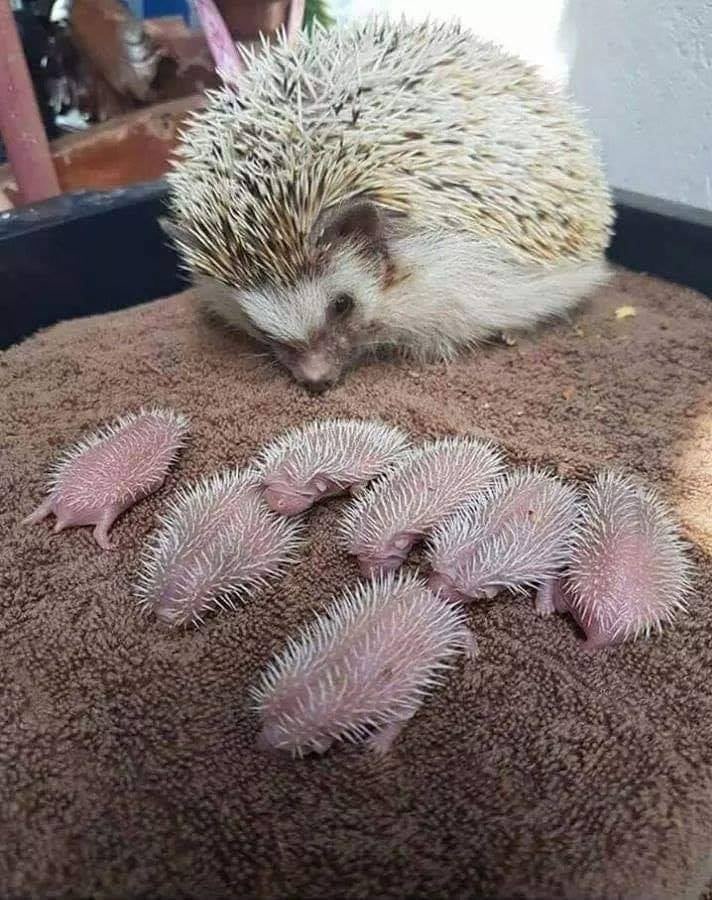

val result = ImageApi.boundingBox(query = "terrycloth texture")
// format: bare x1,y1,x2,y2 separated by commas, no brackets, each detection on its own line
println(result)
2,272,711,900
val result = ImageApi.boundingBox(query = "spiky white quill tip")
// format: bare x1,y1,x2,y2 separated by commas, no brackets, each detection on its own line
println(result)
427,468,580,603
339,437,504,576
135,468,303,627
252,571,475,757
167,18,612,294
23,408,189,549
563,471,693,649
256,419,412,515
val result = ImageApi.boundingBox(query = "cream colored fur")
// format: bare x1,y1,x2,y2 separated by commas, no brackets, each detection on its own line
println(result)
198,229,611,360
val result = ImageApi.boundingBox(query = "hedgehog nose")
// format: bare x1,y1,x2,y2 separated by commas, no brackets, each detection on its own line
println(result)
293,350,337,393
303,377,333,394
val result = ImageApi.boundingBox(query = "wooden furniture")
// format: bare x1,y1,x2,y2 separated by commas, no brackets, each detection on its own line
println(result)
0,0,304,208
0,0,60,205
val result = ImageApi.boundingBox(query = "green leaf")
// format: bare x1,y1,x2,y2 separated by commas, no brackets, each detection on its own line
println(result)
303,0,335,32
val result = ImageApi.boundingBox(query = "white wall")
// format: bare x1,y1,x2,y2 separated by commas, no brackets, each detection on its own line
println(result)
333,0,570,82
333,0,712,211
562,0,712,210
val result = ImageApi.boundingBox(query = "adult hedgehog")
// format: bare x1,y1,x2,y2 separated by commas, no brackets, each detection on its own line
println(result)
165,17,614,391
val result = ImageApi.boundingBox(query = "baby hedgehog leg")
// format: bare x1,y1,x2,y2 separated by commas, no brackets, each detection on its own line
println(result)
23,408,188,549
534,578,571,618
365,718,413,756
92,508,120,551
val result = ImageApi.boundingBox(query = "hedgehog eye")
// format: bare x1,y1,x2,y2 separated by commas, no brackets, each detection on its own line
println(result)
329,293,355,319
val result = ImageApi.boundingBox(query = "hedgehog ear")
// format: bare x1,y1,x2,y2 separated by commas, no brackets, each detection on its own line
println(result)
314,200,391,263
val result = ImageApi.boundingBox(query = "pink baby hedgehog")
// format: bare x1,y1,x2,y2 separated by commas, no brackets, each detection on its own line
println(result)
538,471,692,648
24,408,188,549
257,418,411,515
253,571,475,757
136,468,303,626
339,437,504,576
427,468,580,604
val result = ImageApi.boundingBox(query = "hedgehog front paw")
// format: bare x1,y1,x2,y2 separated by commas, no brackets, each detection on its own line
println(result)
534,580,557,617
366,720,406,756
92,510,119,550
462,629,479,660
536,578,572,618
22,498,53,527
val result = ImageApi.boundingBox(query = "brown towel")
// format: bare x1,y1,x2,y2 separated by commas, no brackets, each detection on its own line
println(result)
2,271,711,900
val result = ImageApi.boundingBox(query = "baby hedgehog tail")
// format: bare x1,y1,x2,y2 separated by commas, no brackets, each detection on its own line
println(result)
339,437,504,577
427,468,580,603
24,408,188,549
558,470,693,649
256,418,412,515
252,571,476,758
136,468,303,627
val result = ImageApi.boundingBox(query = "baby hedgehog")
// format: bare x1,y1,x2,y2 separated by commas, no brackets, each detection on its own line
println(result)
24,408,188,549
341,436,504,576
165,17,613,391
253,571,475,757
257,418,411,514
136,468,303,626
542,471,693,649
427,468,580,604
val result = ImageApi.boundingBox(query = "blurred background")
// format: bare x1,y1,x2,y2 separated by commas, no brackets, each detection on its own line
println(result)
1,0,710,213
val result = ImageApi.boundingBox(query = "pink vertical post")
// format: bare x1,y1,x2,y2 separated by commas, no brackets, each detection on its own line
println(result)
0,0,60,205
195,0,305,85
191,0,245,84
285,0,305,41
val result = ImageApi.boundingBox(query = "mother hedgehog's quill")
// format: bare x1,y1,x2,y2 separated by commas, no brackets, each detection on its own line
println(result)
165,18,613,390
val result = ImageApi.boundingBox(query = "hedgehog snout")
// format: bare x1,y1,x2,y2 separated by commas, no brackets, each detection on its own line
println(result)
263,484,312,516
271,325,358,392
284,348,341,393
256,723,292,755
357,551,410,578
428,572,468,604
258,721,333,757
358,557,397,577
263,473,343,514
356,532,421,576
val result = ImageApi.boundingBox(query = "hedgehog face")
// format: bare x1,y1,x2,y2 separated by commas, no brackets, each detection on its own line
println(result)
257,719,335,757
238,201,395,392
242,273,377,392
354,531,420,577
428,572,470,604
269,311,363,394
263,473,343,515
171,201,397,391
